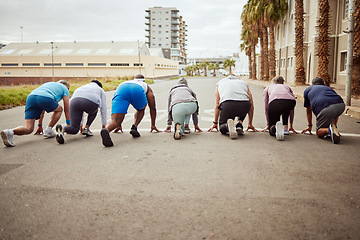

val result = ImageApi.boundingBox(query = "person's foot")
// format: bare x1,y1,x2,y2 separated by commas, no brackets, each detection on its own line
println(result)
275,121,284,141
283,125,289,135
44,128,56,138
329,123,340,144
174,123,181,140
269,125,276,136
236,122,244,135
129,124,140,138
100,128,113,147
82,127,93,136
184,125,191,134
227,119,238,139
1,129,15,147
55,124,65,144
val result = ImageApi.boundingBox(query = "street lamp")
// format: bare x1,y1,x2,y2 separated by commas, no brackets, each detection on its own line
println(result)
20,26,23,42
51,42,54,81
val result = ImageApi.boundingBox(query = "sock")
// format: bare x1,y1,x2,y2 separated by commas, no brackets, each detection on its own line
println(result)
45,126,52,132
9,129,14,135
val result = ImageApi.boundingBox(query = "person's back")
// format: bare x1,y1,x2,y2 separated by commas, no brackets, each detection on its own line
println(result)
169,84,197,107
304,84,343,116
72,82,105,105
217,75,249,103
31,82,69,102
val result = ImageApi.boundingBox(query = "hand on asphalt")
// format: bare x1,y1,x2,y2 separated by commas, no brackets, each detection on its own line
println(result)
301,127,312,134
194,125,202,132
113,126,123,133
246,125,258,132
34,126,43,135
164,126,171,132
150,125,161,133
207,124,218,132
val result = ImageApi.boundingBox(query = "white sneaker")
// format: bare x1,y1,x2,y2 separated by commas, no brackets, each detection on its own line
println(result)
283,125,289,135
227,119,238,139
55,124,65,144
43,128,56,138
174,123,181,140
276,121,284,141
1,129,15,147
82,127,93,136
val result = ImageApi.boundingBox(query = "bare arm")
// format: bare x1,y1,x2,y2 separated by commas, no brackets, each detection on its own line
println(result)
246,88,258,132
208,88,220,132
146,87,161,132
63,96,70,124
34,111,45,135
301,106,313,134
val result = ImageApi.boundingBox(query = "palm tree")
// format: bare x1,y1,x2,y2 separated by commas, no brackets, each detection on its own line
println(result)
294,0,306,85
184,65,192,76
317,0,331,86
208,62,219,77
194,63,201,76
223,58,236,75
200,61,210,76
353,0,360,96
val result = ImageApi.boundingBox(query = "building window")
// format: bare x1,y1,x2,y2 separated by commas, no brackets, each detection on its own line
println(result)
344,0,349,18
159,31,162,34
134,63,143,66
111,63,129,66
340,51,347,71
22,63,40,66
159,25,162,28
66,63,84,66
44,63,61,66
1,63,18,66
88,63,106,66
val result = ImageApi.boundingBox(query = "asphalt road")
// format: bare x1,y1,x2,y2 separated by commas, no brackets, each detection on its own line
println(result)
0,76,359,240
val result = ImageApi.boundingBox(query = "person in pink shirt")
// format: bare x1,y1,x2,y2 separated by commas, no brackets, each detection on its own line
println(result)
263,76,298,140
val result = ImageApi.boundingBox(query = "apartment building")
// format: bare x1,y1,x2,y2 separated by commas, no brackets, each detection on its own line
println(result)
269,0,351,86
145,7,188,64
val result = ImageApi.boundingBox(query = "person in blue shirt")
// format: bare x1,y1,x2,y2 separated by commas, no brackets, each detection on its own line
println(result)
301,77,345,144
1,80,71,147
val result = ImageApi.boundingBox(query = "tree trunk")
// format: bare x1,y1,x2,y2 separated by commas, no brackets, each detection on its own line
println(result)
269,25,276,80
247,49,253,79
252,44,257,80
352,0,360,96
295,0,306,85
263,25,270,81
317,0,331,86
259,30,265,81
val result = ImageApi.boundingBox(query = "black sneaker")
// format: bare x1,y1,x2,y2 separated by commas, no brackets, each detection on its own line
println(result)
329,123,340,144
100,128,113,147
174,123,181,140
236,122,244,135
55,124,65,144
130,124,140,138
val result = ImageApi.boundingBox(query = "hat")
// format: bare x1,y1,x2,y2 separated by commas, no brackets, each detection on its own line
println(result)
312,77,324,85
178,78,188,85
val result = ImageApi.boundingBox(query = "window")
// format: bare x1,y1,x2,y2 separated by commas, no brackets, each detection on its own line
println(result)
23,63,40,66
88,63,106,66
111,63,129,66
66,63,84,66
159,25,162,28
340,51,347,71
344,0,349,18
158,18,162,21
44,63,61,66
134,63,143,66
17,49,33,54
1,63,18,66
158,31,162,34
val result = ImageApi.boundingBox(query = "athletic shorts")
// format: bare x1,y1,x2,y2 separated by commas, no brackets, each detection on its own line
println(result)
111,83,148,114
25,95,59,119
218,100,251,125
316,103,345,130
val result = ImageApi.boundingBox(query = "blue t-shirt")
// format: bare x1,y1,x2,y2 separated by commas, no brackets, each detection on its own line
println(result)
30,82,69,102
303,85,343,116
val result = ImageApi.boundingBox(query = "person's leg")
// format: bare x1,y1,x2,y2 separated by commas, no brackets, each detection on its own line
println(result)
64,98,85,134
134,108,145,127
218,101,237,135
316,103,345,143
171,103,189,135
107,113,126,132
47,104,63,128
268,100,283,136
13,119,36,135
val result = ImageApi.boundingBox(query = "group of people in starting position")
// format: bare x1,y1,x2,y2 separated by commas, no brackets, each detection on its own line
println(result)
1,73,346,148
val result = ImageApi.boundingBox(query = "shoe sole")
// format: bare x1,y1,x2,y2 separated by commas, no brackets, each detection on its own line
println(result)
330,124,340,144
101,129,113,147
174,123,181,140
276,121,284,141
236,127,244,135
130,129,140,138
227,119,238,139
55,125,65,144
1,131,14,147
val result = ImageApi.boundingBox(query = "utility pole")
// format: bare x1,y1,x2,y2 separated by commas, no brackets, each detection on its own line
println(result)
345,0,355,106
20,26,23,42
138,40,141,74
51,42,54,81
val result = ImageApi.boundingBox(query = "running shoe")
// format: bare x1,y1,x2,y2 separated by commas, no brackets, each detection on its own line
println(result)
236,122,244,135
55,124,65,144
283,125,289,135
129,124,140,138
184,125,191,134
82,127,93,136
275,121,284,141
174,122,181,140
227,119,238,139
1,129,15,147
329,123,340,144
100,128,113,147
43,128,56,138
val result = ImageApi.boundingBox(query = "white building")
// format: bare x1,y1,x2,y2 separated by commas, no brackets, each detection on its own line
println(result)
145,7,188,64
0,41,179,85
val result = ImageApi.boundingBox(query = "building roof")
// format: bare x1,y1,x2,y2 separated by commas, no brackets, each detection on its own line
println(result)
148,48,164,57
0,41,150,56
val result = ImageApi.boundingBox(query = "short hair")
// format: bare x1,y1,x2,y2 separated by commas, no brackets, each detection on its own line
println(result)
91,79,103,88
57,79,70,87
272,76,284,84
312,77,324,85
134,74,145,81
178,77,188,85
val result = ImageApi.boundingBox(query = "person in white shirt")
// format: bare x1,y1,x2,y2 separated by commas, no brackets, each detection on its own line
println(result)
208,74,257,139
55,80,107,144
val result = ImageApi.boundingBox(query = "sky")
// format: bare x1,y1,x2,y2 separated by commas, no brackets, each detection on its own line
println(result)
0,0,248,59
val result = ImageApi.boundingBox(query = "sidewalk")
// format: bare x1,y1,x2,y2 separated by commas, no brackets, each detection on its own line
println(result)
240,76,360,120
